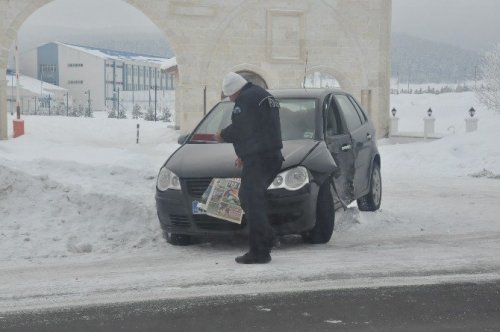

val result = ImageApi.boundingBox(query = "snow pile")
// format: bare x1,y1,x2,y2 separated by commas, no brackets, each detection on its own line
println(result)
0,163,163,260
0,114,179,264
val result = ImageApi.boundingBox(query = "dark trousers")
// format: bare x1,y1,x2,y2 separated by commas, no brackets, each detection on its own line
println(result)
239,151,283,255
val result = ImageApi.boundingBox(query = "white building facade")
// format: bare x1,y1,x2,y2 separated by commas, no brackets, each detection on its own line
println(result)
20,42,177,112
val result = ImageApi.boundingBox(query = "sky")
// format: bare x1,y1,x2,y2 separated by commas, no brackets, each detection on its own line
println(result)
392,0,500,51
20,0,154,32
16,0,500,53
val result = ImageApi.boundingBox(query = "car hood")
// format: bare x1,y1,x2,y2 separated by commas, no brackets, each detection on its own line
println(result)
165,140,321,178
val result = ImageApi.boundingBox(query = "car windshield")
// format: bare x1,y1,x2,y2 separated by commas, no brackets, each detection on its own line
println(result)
188,98,317,143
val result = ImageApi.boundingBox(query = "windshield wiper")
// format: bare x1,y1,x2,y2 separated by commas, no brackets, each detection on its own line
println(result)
188,140,219,144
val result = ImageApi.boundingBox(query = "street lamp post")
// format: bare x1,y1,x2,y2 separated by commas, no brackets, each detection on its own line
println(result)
117,88,120,118
40,67,43,98
10,74,14,116
149,84,158,121
84,90,91,117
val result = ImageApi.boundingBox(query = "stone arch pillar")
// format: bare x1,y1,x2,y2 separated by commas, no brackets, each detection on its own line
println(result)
0,0,54,139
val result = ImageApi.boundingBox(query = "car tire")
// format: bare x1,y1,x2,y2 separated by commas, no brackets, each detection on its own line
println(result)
164,231,192,246
302,180,335,244
357,163,382,212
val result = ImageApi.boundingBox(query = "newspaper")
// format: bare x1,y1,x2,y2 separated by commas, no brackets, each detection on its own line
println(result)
197,178,244,224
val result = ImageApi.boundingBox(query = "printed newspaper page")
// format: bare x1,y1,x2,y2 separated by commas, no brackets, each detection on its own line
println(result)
199,178,243,224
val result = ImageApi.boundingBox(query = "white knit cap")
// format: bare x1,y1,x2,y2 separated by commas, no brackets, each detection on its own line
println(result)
222,72,247,97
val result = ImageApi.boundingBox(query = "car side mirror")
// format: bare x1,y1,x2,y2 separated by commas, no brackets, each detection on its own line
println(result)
177,134,188,145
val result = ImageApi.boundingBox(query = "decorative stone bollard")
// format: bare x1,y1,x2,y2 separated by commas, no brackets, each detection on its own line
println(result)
423,108,435,138
390,108,399,136
465,107,478,133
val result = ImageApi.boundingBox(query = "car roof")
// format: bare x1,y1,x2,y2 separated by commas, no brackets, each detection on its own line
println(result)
268,88,347,99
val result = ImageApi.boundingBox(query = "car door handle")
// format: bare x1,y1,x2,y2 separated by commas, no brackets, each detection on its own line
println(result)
367,133,372,140
341,144,352,151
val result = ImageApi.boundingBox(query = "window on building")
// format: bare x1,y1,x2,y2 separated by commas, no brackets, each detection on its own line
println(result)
68,80,84,84
40,64,56,73
68,63,84,68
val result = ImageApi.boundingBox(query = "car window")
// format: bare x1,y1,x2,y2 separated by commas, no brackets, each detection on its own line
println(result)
348,95,368,123
278,98,316,140
324,94,344,136
335,94,363,132
190,102,233,142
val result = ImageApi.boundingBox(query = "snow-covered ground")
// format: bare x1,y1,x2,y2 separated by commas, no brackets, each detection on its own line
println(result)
1,92,499,312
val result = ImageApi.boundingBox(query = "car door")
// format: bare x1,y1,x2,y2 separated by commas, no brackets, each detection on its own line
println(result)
333,94,372,197
323,94,356,204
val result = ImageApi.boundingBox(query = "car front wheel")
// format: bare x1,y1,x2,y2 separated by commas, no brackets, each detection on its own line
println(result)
164,231,192,246
302,180,335,244
357,163,382,211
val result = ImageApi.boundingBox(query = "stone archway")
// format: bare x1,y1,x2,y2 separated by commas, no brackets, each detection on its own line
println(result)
1,0,391,140
305,66,355,92
236,71,268,90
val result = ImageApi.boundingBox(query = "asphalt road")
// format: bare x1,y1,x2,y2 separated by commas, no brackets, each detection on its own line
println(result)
1,281,500,331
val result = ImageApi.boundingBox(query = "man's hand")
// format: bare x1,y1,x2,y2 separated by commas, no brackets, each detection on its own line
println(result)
234,158,243,168
214,131,223,142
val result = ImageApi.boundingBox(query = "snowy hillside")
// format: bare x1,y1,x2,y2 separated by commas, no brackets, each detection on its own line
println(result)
391,33,481,83
1,92,499,311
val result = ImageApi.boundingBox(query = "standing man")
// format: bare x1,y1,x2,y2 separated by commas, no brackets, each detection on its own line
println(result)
215,72,283,264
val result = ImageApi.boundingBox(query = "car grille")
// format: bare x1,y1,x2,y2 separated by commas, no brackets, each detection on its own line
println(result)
193,215,245,231
169,214,190,228
183,177,212,197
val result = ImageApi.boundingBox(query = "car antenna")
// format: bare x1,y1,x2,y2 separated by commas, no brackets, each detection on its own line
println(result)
302,50,309,89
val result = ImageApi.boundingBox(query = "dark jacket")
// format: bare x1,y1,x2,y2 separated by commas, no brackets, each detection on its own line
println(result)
220,83,283,159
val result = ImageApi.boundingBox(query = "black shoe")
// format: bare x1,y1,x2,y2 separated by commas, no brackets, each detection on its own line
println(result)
235,251,271,264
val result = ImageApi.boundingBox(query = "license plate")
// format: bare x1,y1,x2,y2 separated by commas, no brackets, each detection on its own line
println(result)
192,200,205,215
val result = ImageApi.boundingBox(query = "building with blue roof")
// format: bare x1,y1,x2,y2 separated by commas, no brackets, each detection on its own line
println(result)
20,42,177,112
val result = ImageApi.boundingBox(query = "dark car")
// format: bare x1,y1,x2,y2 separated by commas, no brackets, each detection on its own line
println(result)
156,88,381,245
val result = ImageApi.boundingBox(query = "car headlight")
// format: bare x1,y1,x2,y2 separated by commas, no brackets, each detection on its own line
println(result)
157,167,181,191
268,166,309,191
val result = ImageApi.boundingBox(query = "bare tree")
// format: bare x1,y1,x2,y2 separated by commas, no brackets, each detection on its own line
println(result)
476,44,500,112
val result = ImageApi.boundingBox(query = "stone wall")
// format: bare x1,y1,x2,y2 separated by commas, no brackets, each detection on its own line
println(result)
0,0,391,139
